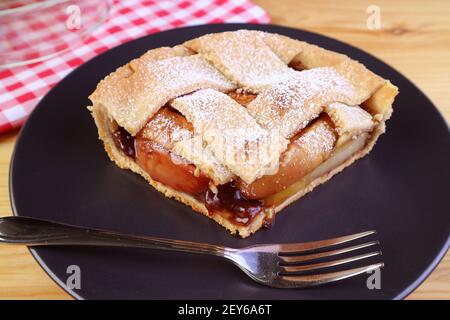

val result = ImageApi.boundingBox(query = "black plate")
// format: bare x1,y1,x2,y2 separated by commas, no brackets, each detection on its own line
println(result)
10,24,450,299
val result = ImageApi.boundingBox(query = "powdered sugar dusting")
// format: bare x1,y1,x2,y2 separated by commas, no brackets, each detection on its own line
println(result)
91,30,380,187
247,67,358,138
140,108,193,149
295,119,336,160
325,102,374,137
171,89,289,184
185,30,294,92
92,54,236,135
173,136,234,185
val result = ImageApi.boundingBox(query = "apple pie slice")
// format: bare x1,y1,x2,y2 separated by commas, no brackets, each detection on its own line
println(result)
88,30,398,238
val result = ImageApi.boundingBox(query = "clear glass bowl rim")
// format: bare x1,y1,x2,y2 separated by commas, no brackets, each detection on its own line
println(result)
0,0,76,16
0,0,112,68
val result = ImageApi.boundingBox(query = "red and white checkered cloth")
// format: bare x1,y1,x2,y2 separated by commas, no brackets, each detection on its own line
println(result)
0,0,270,133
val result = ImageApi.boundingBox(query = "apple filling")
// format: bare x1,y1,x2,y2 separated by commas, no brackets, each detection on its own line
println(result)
111,93,370,227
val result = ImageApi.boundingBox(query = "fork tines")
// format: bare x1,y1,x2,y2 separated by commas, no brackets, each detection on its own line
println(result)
276,231,383,287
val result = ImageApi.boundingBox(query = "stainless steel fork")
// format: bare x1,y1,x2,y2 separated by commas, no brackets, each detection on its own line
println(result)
0,216,383,288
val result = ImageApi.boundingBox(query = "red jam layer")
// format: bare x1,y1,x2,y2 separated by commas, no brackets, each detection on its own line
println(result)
198,183,264,227
112,126,135,158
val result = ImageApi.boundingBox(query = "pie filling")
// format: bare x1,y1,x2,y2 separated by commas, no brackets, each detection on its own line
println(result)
111,92,371,227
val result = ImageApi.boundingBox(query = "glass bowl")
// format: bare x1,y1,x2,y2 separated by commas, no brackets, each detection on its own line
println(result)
0,0,112,68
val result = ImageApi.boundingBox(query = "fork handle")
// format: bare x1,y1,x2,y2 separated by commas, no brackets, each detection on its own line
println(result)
0,216,229,257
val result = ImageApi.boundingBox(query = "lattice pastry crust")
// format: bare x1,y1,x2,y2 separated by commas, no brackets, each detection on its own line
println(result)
89,30,398,238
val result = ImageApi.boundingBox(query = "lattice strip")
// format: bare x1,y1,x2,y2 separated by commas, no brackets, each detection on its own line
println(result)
173,136,234,185
290,43,385,103
171,89,289,184
184,30,294,92
90,53,236,135
325,102,374,137
247,67,359,139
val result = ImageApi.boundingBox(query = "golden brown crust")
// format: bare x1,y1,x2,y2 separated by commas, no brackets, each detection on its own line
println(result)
89,30,398,238
362,81,399,120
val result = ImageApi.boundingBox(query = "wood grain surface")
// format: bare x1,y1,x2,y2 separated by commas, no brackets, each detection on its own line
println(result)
0,0,449,299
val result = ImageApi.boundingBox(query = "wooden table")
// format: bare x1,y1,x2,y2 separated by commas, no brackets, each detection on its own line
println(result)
0,0,449,299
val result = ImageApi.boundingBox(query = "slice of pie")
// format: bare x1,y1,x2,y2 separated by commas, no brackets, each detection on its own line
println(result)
88,30,398,238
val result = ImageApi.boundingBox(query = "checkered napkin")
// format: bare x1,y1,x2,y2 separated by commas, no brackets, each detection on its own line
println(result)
0,0,270,133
